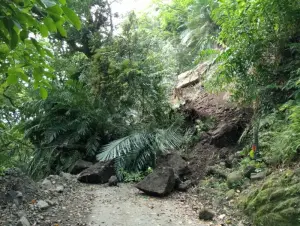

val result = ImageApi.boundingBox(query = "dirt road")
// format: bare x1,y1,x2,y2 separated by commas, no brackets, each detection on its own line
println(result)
87,184,208,226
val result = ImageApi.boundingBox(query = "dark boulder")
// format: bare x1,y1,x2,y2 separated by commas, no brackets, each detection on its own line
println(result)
210,121,244,148
77,161,114,184
160,153,190,178
70,160,93,175
136,167,175,196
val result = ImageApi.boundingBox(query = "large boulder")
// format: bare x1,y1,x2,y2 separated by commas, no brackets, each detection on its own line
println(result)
77,161,115,184
159,153,190,178
210,121,244,148
136,167,175,196
176,62,208,89
70,160,93,175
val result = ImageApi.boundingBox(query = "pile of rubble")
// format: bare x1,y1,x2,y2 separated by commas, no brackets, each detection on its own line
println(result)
0,168,95,226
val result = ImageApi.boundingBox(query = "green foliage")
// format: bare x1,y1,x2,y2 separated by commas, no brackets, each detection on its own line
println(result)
240,170,300,226
119,167,153,182
97,126,184,174
155,0,219,71
23,81,126,178
0,0,80,95
210,0,300,105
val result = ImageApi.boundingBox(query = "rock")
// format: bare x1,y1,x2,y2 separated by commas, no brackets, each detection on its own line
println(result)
41,179,52,188
225,154,239,168
219,147,231,159
244,166,256,178
206,166,227,179
108,176,118,186
176,63,209,89
227,171,243,189
37,200,49,210
199,209,215,221
177,180,192,191
210,121,244,148
250,171,267,181
136,167,175,196
174,174,181,188
60,172,73,180
226,189,236,200
17,211,26,218
218,214,226,220
46,199,57,206
78,161,115,184
161,153,190,178
56,185,64,193
16,191,23,199
16,216,30,226
70,160,93,175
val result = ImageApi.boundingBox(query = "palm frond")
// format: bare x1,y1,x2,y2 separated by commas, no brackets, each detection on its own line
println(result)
97,126,184,172
97,132,150,161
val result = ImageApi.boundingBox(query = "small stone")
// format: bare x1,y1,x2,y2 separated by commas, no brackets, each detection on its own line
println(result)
16,191,23,198
42,179,52,188
219,162,226,167
177,180,192,191
108,176,118,186
250,171,266,181
17,211,26,218
206,167,227,179
218,214,226,220
16,216,30,226
226,189,236,200
47,200,57,206
37,200,50,210
56,185,64,193
17,210,26,218
243,166,256,178
60,172,73,180
227,171,243,189
199,209,215,221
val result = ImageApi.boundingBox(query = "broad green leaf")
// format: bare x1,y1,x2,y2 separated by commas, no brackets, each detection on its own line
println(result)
10,28,19,50
58,0,66,5
43,17,57,32
3,18,19,49
62,6,81,30
33,68,43,81
0,44,9,54
56,21,67,37
40,87,48,99
40,0,56,8
20,72,29,82
7,73,18,85
0,29,9,45
44,48,54,57
20,29,28,41
39,23,49,37
30,38,45,56
47,5,63,16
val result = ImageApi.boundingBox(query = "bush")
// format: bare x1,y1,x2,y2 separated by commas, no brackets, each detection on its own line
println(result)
240,170,300,226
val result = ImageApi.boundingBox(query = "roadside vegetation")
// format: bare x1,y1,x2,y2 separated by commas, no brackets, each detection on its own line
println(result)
1,1,300,225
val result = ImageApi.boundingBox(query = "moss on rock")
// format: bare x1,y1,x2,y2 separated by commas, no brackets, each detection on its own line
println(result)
241,170,300,226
